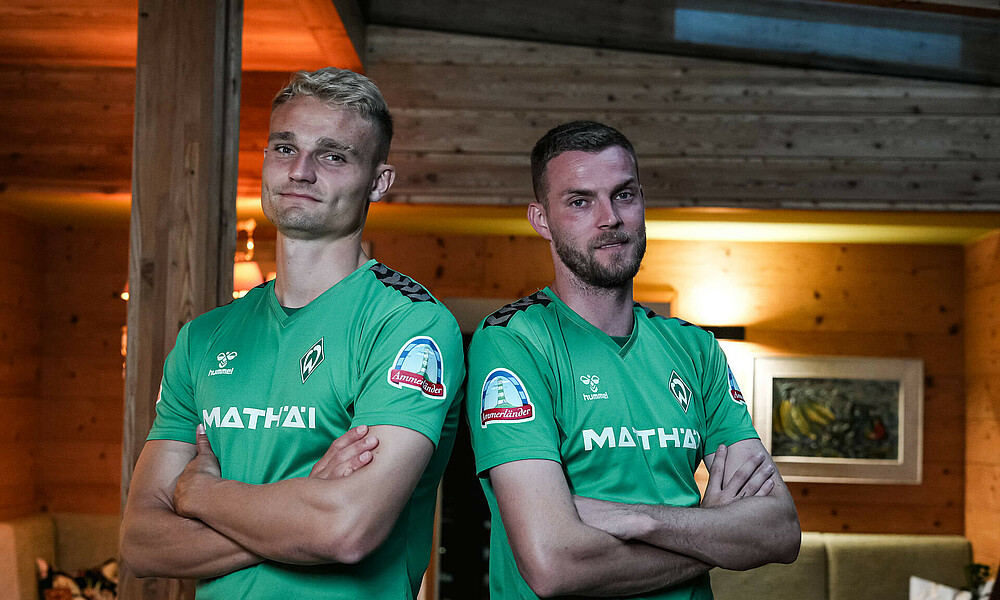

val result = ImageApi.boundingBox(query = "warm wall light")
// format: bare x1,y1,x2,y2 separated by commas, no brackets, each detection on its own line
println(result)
685,280,751,326
234,261,264,298
234,218,264,298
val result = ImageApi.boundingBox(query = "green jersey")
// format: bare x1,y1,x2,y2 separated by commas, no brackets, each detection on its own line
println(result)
148,260,465,599
465,287,757,600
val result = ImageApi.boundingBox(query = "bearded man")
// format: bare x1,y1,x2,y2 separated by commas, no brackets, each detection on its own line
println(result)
464,121,801,600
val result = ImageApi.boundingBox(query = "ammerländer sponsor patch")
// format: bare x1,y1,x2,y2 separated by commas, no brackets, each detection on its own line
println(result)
387,336,447,399
480,368,534,427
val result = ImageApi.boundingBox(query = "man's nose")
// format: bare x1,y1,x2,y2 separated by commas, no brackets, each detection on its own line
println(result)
596,197,623,228
289,153,317,183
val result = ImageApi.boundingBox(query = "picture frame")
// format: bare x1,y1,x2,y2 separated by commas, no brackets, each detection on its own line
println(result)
752,355,924,484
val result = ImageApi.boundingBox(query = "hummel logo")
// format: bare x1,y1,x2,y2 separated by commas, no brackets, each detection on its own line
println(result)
300,338,325,383
216,351,237,368
209,351,238,376
579,374,608,401
580,374,601,393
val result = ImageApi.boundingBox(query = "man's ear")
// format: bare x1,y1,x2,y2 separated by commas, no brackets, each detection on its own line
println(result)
369,164,396,203
527,202,552,242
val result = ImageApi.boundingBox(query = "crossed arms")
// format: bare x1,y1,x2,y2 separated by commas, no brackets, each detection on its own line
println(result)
120,423,430,578
490,438,801,598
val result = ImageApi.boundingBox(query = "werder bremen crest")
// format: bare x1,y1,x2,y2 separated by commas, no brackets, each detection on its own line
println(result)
669,370,692,413
300,338,325,383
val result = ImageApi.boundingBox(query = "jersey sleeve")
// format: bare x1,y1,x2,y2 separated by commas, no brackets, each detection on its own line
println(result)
147,321,201,444
465,322,561,477
350,302,464,448
700,337,759,451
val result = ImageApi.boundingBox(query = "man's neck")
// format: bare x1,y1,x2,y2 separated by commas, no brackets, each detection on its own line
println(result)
550,267,635,338
273,232,368,308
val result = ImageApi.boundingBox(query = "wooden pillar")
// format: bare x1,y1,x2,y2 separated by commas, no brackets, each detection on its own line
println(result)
120,0,242,598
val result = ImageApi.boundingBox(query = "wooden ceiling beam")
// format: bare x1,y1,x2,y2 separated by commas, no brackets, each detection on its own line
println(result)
363,0,1000,85
815,0,1000,19
291,0,364,71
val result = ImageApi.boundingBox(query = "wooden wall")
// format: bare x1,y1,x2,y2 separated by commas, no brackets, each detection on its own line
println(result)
361,26,1000,211
0,212,43,520
363,231,967,535
37,225,128,515
5,25,998,209
965,231,1000,568
0,224,971,536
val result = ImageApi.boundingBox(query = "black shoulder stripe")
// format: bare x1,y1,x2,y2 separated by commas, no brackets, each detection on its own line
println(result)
634,302,694,327
484,290,552,328
369,263,436,303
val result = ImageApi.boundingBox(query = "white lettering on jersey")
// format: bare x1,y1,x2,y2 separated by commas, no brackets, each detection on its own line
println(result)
220,406,244,428
202,406,319,430
583,426,702,451
583,427,615,450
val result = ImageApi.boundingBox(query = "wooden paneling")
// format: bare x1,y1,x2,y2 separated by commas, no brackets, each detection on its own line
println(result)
4,27,1000,210
362,232,967,535
0,0,358,71
39,226,128,515
0,211,43,520
964,230,1000,568
363,26,1000,212
8,226,973,537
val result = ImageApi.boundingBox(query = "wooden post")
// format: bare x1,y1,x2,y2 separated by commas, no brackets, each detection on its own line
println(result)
120,0,241,598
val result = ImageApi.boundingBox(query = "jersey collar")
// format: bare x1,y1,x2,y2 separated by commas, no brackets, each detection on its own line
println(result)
542,286,640,358
267,258,378,326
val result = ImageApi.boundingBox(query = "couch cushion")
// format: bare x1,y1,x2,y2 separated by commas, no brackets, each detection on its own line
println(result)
0,514,56,600
711,531,827,600
825,533,971,600
52,513,121,573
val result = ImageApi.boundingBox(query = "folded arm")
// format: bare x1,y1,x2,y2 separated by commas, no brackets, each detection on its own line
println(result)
173,424,431,565
576,439,801,571
120,425,378,578
120,439,263,579
490,458,713,598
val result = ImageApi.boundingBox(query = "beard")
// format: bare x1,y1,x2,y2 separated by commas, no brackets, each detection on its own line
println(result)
552,226,647,289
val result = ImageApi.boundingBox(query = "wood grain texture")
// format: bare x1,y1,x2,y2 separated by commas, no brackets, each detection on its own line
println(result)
120,1,240,597
363,232,967,535
0,211,42,520
964,230,1000,568
4,26,1000,210
37,226,127,517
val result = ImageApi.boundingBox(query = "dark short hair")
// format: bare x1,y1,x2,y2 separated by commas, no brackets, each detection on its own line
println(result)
272,67,393,165
530,121,638,203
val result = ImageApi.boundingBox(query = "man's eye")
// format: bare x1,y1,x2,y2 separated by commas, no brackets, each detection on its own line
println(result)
570,198,586,207
616,191,634,201
274,146,294,155
321,154,345,163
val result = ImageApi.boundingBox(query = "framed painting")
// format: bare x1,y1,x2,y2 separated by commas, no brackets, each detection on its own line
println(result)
752,356,924,484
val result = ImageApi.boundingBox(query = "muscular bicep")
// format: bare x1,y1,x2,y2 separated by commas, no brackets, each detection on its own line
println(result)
315,424,435,559
489,460,581,576
337,424,434,501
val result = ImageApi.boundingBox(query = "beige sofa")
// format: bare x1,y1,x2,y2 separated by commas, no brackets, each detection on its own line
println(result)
712,531,973,600
0,513,120,600
0,517,972,600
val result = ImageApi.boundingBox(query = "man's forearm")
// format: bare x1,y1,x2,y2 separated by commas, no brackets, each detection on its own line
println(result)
174,424,433,566
180,475,370,565
603,497,800,570
519,522,713,597
120,501,262,579
540,532,712,597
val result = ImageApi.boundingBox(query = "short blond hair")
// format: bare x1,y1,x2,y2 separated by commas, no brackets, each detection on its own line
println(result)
272,67,393,164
